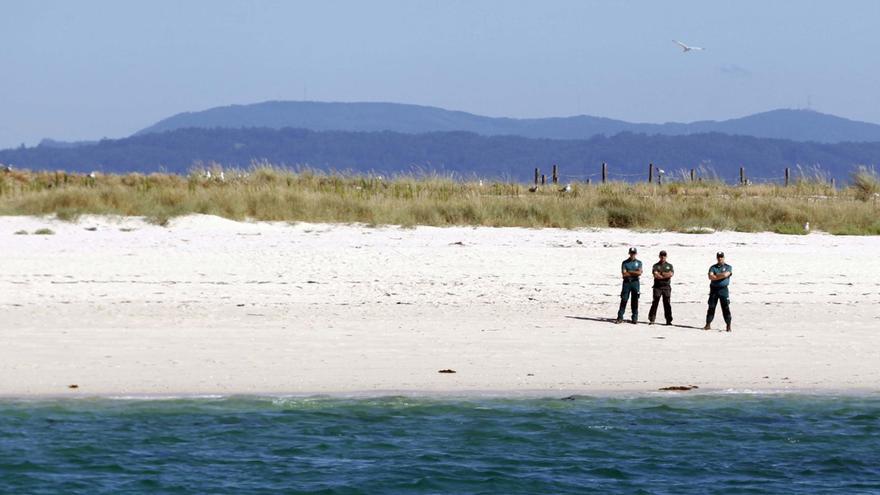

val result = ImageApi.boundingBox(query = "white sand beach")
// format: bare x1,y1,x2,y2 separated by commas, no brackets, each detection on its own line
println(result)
1,215,879,396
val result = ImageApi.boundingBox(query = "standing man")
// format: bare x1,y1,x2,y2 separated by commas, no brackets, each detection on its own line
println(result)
616,247,642,324
648,250,674,325
704,251,733,332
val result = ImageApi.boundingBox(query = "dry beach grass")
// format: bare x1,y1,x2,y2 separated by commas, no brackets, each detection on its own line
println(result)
1,165,878,234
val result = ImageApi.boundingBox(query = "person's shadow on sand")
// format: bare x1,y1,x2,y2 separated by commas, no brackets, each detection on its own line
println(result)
565,316,705,331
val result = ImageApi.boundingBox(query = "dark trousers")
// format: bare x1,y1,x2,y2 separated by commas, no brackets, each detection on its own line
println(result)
706,288,732,325
617,282,639,321
648,286,672,323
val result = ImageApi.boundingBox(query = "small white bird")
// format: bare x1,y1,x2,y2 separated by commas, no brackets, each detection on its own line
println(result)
559,184,572,193
478,180,484,187
219,171,225,182
804,222,810,232
673,40,705,52
88,172,97,179
204,170,212,179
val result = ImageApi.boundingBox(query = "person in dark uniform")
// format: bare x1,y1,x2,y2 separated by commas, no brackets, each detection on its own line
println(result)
615,247,642,324
648,250,674,325
704,251,733,332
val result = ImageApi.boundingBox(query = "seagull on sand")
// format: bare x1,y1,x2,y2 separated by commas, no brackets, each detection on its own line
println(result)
673,40,705,52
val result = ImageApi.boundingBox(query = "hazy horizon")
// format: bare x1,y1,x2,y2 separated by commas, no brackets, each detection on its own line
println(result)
3,0,879,148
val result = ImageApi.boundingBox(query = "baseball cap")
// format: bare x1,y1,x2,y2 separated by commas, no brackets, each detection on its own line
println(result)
716,251,725,257
659,250,667,256
628,247,637,254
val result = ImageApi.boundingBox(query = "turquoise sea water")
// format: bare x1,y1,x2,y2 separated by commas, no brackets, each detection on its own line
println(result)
1,394,879,494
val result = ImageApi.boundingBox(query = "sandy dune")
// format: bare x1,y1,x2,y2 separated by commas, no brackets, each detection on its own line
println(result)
1,215,879,397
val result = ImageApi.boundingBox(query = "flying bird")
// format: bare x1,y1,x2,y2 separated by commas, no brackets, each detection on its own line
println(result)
673,40,704,52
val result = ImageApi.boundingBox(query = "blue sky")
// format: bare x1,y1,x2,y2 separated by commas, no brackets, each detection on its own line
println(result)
1,0,879,148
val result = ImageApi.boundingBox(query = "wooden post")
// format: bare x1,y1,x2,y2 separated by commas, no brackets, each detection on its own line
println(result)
541,174,546,185
648,163,654,183
830,177,836,189
785,167,790,187
534,168,539,186
587,178,591,185
601,162,607,183
690,169,696,182
552,164,558,184
739,166,745,185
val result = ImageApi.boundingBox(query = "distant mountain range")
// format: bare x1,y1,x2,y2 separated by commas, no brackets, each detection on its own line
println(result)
3,101,879,183
36,138,99,149
3,127,878,183
136,101,880,144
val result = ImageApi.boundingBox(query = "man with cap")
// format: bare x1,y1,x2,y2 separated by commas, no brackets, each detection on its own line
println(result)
704,251,733,331
616,247,642,324
648,250,674,325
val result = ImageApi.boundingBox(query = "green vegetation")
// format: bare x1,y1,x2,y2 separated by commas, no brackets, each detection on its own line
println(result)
13,229,28,235
1,166,878,234
33,228,55,235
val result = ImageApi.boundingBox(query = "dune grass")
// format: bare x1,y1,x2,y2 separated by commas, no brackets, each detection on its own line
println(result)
852,166,880,202
1,166,879,234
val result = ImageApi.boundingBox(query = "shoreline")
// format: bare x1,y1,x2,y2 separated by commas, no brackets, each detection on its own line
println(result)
4,388,880,401
3,215,879,397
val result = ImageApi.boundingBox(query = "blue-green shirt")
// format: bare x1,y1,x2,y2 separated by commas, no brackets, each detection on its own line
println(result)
709,263,732,288
622,258,642,282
